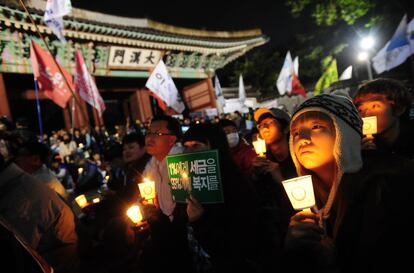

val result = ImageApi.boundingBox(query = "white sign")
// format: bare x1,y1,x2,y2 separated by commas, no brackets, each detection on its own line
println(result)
108,46,162,69
282,175,316,210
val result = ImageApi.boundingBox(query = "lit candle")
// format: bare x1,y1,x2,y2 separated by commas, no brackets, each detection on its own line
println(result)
126,205,143,225
92,198,100,203
252,137,267,157
362,116,377,137
78,168,83,175
138,178,156,201
281,175,315,211
78,143,84,149
181,172,191,194
75,194,88,208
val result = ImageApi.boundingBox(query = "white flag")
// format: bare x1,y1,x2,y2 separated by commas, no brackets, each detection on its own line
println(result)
44,0,72,43
239,74,246,105
407,17,414,54
276,51,293,95
214,75,226,107
145,60,185,113
372,14,411,74
75,49,106,116
293,56,299,77
339,65,353,80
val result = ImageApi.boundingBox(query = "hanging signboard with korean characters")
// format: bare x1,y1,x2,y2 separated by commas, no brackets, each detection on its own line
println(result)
166,149,224,204
108,46,162,70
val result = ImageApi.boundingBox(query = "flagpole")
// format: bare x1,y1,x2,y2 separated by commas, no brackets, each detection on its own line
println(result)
18,0,89,127
71,96,75,136
33,79,44,142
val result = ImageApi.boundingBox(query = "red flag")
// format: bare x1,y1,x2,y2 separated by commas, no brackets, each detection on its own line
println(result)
75,49,106,116
291,73,307,98
29,40,73,108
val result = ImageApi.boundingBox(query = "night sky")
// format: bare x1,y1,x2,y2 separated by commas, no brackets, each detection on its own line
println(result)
70,0,300,50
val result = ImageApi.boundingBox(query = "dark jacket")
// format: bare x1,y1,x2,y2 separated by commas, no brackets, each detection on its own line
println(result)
190,159,260,273
230,138,257,177
283,152,414,273
0,163,79,273
373,119,414,159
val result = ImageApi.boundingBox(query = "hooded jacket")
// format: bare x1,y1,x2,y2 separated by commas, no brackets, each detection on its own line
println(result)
285,94,414,272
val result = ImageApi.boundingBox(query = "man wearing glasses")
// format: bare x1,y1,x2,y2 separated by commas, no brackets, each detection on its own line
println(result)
143,115,183,218
140,115,193,273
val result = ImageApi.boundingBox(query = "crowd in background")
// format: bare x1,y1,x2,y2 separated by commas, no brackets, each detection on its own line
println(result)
1,78,414,273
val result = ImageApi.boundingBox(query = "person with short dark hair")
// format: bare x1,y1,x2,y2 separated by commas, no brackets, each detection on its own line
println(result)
0,150,79,273
107,132,151,200
14,141,68,199
353,78,414,158
140,115,193,273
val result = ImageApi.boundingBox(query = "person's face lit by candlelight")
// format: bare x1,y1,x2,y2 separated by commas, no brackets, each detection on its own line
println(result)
355,94,397,134
291,112,336,172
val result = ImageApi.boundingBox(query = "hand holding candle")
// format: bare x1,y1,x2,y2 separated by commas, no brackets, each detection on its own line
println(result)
181,172,191,195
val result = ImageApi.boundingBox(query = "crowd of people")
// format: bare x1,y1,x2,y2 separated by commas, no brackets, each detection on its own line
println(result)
1,77,414,273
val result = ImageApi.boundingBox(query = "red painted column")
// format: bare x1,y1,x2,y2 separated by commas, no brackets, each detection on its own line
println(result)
0,73,12,120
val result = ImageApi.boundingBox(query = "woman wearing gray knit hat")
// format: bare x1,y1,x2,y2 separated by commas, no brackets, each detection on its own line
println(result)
282,93,414,273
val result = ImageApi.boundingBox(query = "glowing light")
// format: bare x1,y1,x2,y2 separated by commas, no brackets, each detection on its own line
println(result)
75,194,88,208
138,178,156,201
360,36,375,50
252,137,267,157
358,51,369,61
126,205,143,224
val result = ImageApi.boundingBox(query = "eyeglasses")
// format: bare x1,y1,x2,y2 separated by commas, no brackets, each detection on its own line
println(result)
257,120,278,130
145,131,175,137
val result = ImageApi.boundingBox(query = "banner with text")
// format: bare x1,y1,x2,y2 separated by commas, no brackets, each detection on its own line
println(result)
108,46,162,69
166,149,224,204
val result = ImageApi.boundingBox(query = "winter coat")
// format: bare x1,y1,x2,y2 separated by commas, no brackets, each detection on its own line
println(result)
0,163,79,273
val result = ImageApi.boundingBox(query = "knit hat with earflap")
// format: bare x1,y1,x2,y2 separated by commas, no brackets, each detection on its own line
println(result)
289,93,363,227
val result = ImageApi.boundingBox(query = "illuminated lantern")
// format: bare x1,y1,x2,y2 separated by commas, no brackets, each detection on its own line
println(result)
138,178,156,201
252,137,267,157
126,205,143,224
282,175,315,211
75,194,88,208
362,116,377,137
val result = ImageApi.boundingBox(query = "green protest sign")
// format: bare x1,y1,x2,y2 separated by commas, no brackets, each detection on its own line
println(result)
166,149,224,204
